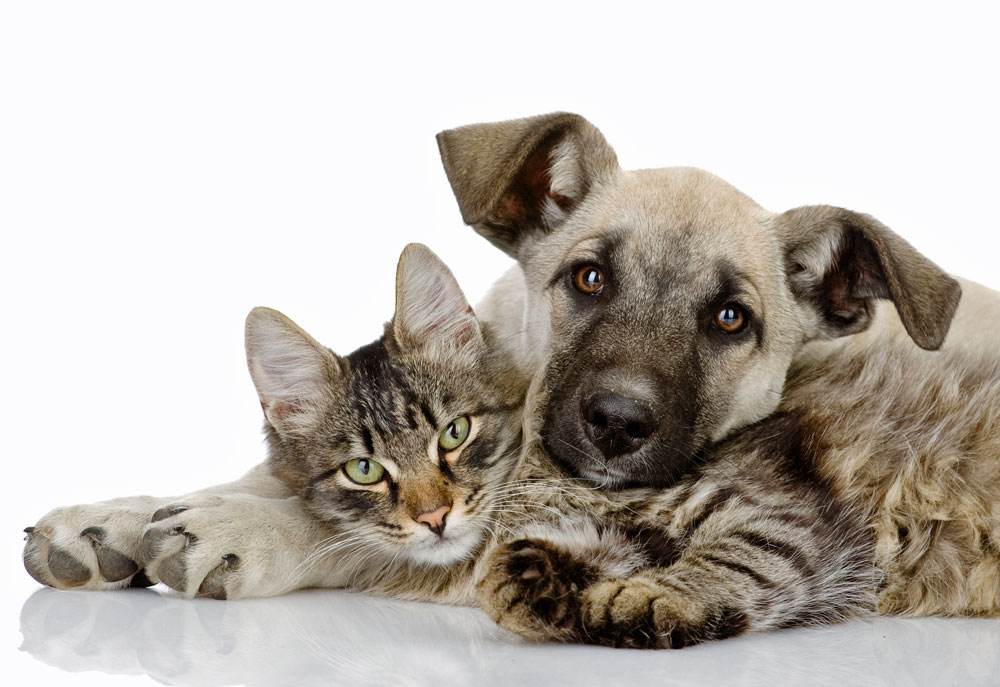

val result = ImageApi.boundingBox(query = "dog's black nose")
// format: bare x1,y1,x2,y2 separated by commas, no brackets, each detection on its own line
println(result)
581,389,656,460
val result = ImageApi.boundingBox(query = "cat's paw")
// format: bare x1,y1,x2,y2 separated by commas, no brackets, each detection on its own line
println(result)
477,538,594,642
140,494,322,600
23,496,164,591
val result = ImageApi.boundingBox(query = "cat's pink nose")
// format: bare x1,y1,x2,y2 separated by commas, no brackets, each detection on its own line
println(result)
415,505,450,536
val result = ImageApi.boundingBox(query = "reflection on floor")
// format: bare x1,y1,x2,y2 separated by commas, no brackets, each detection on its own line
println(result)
18,587,1000,687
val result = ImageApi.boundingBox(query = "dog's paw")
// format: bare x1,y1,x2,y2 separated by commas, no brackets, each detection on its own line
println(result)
23,496,165,590
580,576,739,649
141,494,321,600
477,538,595,642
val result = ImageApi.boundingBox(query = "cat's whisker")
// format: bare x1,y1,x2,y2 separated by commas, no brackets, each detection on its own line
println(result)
478,514,518,541
494,499,568,521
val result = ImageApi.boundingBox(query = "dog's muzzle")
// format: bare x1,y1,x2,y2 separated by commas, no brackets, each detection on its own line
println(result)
580,389,656,460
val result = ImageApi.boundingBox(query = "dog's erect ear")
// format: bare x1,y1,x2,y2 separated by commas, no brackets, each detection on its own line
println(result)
436,112,619,258
392,243,483,354
245,307,341,434
779,205,961,350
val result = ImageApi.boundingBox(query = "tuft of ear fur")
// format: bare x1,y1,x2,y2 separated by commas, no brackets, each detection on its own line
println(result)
245,307,340,434
392,243,483,355
436,112,619,259
780,205,962,350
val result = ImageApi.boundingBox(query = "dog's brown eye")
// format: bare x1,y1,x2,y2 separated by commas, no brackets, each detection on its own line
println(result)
573,265,605,294
715,304,747,333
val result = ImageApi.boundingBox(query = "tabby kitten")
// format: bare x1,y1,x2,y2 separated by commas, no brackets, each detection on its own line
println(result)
245,243,528,593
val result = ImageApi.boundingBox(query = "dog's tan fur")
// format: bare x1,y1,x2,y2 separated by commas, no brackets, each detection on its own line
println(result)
439,112,1000,617
787,303,1000,615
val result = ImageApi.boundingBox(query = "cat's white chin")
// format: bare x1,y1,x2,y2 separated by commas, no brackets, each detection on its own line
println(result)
406,526,482,566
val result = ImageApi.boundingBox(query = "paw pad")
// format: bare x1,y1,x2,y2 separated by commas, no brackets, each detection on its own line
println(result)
198,553,240,600
81,526,140,582
46,546,92,587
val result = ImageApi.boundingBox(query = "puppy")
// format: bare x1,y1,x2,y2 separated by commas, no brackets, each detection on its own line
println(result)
437,112,1000,614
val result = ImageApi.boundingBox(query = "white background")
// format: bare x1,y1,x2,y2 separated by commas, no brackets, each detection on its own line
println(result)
2,1,998,685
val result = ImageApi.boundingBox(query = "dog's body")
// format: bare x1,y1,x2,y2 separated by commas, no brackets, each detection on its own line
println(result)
441,114,1000,616
24,113,1000,624
481,267,1000,616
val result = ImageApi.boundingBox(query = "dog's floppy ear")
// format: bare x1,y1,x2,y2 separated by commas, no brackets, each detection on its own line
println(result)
436,112,619,258
779,205,961,350
245,307,341,434
392,243,483,355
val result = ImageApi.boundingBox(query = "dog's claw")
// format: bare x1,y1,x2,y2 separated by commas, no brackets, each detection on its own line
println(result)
80,525,106,543
151,505,189,523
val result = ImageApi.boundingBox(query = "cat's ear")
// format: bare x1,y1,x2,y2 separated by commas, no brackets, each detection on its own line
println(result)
245,307,341,434
392,243,483,354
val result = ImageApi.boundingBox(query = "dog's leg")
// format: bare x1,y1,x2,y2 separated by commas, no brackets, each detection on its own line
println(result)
478,497,875,648
23,461,298,593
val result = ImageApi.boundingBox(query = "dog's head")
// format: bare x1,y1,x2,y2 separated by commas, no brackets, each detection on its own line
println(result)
438,113,961,488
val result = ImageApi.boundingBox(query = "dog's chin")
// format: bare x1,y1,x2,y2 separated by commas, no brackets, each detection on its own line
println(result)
571,463,634,489
540,427,631,488
542,417,700,490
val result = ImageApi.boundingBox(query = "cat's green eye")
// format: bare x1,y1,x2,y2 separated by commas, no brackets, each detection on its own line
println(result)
439,416,471,451
343,458,386,485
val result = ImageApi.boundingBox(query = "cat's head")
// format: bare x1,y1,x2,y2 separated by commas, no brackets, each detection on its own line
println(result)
245,244,526,566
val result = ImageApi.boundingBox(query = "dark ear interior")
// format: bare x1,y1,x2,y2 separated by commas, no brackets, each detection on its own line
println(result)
436,112,618,258
781,205,961,350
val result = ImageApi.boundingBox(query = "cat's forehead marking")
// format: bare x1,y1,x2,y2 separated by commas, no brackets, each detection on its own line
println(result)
345,337,413,436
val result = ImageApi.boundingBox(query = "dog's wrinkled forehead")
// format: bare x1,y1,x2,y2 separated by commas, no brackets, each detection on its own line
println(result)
529,167,779,298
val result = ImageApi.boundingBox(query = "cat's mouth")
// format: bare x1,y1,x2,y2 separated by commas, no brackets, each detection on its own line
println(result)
405,523,483,566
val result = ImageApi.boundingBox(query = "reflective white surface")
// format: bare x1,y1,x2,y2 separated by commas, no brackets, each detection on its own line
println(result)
14,585,1000,687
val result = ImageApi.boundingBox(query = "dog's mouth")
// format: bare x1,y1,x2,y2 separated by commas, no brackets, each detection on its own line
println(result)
553,452,637,489
542,430,698,490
